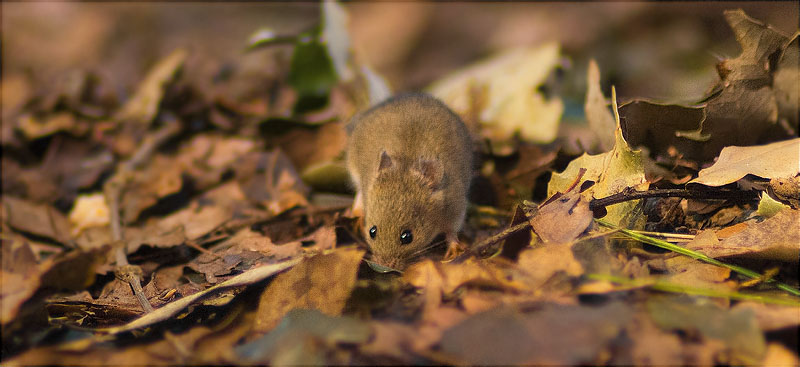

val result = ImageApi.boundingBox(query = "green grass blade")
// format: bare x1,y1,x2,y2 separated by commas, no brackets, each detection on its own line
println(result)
595,218,800,297
586,273,800,306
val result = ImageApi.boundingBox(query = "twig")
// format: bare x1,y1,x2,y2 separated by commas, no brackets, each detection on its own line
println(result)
104,121,182,313
452,221,532,263
589,187,759,216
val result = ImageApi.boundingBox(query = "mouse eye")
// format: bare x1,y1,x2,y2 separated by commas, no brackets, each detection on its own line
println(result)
369,226,377,239
399,229,413,245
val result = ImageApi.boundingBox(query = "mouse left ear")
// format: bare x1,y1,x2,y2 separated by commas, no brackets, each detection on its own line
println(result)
413,158,444,191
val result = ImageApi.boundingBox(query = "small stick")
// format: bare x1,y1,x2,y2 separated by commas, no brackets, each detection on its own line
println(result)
452,221,532,263
589,187,759,216
105,121,182,313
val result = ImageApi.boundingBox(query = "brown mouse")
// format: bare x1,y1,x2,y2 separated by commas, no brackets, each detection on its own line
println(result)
346,93,472,270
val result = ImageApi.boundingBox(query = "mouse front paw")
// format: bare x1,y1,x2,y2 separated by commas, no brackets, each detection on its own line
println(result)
442,234,467,262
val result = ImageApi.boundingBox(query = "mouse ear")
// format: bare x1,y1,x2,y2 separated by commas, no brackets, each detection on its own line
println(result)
378,151,393,171
413,158,444,191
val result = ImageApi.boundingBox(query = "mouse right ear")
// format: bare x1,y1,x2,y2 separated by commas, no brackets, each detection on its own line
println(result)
378,151,393,171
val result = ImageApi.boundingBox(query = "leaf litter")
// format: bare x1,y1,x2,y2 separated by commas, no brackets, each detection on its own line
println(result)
1,4,798,366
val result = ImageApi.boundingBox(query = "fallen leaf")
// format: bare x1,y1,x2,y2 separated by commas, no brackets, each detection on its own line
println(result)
620,9,795,164
689,138,800,186
1,246,108,325
529,190,593,244
68,192,110,237
647,295,766,364
253,247,364,333
429,43,564,152
773,33,799,131
238,308,371,365
731,301,800,331
549,91,649,229
686,209,799,261
585,59,616,151
3,196,72,244
516,243,584,290
438,302,630,365
768,176,800,208
762,342,800,366
662,256,734,291
16,112,82,140
237,149,311,216
626,312,685,365
113,49,187,126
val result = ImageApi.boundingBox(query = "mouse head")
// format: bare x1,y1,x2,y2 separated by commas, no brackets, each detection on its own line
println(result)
364,151,448,269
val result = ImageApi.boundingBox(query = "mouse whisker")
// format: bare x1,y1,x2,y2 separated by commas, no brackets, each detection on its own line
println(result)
406,237,447,259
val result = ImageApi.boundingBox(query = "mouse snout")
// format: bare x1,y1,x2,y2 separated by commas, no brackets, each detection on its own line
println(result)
372,253,406,271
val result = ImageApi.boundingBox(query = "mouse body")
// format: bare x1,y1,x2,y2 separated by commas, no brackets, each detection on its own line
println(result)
346,93,472,269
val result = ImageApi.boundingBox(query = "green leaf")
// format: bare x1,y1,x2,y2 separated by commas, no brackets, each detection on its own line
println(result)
288,39,338,98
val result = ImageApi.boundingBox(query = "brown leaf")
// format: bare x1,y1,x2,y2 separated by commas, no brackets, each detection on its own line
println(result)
762,343,800,366
530,190,593,244
438,302,630,365
237,149,310,216
662,256,734,291
620,10,795,164
113,49,187,127
731,301,800,331
774,33,799,131
1,246,108,325
687,209,800,261
3,196,72,244
253,247,364,333
516,243,584,290
647,295,766,364
626,312,685,365
689,138,800,187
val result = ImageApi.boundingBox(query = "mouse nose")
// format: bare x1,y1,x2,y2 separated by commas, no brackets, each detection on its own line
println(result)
373,254,403,271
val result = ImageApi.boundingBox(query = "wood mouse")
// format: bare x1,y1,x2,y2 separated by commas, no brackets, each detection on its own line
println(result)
346,93,473,270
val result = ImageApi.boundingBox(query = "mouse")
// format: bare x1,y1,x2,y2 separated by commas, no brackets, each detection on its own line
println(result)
346,93,473,270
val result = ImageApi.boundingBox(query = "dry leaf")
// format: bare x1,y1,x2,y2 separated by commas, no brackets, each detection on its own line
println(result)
429,43,564,152
689,138,800,186
687,209,800,261
253,248,364,333
439,302,630,365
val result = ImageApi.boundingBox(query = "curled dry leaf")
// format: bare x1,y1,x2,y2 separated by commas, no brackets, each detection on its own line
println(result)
620,9,796,164
689,138,800,187
529,190,593,244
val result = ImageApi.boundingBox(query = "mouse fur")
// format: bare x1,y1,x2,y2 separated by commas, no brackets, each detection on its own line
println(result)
346,93,472,269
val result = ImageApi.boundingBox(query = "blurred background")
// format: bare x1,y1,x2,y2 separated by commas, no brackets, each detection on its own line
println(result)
3,2,798,115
